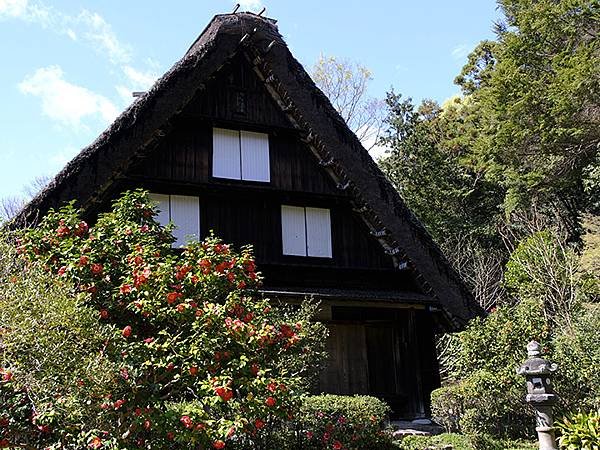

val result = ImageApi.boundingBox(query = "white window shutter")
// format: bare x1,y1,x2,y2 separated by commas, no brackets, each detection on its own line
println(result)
148,193,170,228
170,195,200,247
281,205,307,256
306,207,332,257
241,131,270,182
212,128,241,180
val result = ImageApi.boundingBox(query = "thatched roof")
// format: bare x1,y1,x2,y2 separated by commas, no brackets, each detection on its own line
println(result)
11,12,483,327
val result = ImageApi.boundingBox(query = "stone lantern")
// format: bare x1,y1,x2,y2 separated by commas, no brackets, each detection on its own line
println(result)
517,341,558,450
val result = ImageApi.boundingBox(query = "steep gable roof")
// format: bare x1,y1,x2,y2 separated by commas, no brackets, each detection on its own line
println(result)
11,12,483,327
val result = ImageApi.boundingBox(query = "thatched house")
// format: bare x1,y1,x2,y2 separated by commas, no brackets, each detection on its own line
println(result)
12,12,482,418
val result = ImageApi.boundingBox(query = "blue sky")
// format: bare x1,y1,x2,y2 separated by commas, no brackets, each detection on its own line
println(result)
0,0,500,199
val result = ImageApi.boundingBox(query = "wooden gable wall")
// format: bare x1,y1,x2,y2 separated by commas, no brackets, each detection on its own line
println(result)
116,53,422,293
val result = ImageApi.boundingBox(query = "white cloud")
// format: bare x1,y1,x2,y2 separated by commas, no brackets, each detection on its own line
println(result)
115,66,159,104
76,9,131,64
451,43,474,61
0,0,51,24
123,65,157,89
1,1,131,64
6,1,158,115
115,84,134,104
65,27,76,40
0,0,28,18
19,65,118,128
236,0,263,12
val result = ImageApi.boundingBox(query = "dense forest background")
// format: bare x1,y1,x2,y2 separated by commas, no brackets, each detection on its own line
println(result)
316,0,598,443
313,0,599,312
372,0,599,442
376,0,599,308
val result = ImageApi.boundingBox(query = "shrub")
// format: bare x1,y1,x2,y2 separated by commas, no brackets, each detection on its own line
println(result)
553,304,600,414
430,381,468,433
431,298,548,440
1,190,327,449
279,394,395,450
0,237,118,449
397,433,537,450
556,410,600,450
398,432,473,450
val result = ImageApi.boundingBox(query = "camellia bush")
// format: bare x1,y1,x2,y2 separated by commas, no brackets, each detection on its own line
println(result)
1,189,327,449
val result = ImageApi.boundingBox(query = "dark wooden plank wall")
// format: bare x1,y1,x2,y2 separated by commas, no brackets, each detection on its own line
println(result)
123,55,401,273
181,53,292,129
317,307,439,418
129,124,340,197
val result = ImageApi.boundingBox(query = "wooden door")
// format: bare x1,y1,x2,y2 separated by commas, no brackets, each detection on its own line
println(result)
318,323,369,395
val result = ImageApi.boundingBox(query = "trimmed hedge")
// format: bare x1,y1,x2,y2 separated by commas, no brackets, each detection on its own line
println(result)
397,433,537,450
273,394,395,449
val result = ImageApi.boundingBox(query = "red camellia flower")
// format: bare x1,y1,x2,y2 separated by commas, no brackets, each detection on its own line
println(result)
180,415,193,429
176,303,187,313
280,324,295,338
113,399,126,410
37,424,50,433
267,382,277,393
215,387,233,402
89,436,103,449
99,310,109,319
119,284,132,294
56,225,70,237
214,243,229,254
2,371,13,382
199,258,211,267
250,363,259,376
215,262,228,273
213,440,226,449
254,419,265,430
91,263,103,275
306,431,313,440
79,255,89,266
143,420,151,430
57,266,67,276
265,396,276,407
122,326,132,338
175,265,191,280
189,366,198,376
166,292,181,304
333,440,343,449
75,221,88,237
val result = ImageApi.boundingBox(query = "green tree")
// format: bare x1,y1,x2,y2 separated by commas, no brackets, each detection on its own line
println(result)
455,0,600,235
1,190,327,449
